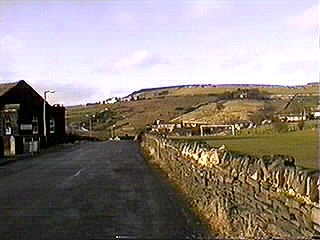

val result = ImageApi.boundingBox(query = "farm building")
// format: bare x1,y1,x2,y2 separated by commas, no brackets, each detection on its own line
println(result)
278,113,306,122
0,80,65,157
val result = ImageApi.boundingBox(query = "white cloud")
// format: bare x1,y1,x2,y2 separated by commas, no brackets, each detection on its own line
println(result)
278,60,318,73
0,34,24,55
113,50,168,71
32,79,108,106
188,0,224,17
0,35,24,81
204,42,318,86
112,10,136,27
287,5,318,32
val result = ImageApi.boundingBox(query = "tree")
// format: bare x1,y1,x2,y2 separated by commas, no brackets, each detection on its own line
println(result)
297,120,304,130
250,111,266,125
272,118,288,133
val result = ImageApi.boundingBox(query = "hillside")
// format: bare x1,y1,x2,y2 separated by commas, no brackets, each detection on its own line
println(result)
170,99,281,124
168,85,319,97
130,83,319,99
66,83,318,139
66,95,218,140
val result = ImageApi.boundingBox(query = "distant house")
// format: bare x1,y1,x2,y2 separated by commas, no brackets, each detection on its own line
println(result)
278,113,306,122
311,105,320,119
86,101,103,106
314,112,320,119
0,80,65,157
239,92,248,99
106,97,118,104
151,120,175,133
121,96,132,102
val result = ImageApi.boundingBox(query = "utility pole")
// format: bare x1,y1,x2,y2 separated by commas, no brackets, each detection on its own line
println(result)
111,125,113,138
89,117,92,137
302,98,305,120
85,114,94,137
111,124,115,138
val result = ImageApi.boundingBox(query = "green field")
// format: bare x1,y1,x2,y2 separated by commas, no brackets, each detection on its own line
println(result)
172,129,319,169
209,129,319,169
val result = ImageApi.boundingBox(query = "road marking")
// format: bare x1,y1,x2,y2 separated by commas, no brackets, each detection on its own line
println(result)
71,167,85,178
115,236,136,239
57,168,86,189
73,169,82,177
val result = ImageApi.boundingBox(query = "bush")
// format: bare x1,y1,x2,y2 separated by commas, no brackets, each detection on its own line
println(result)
185,107,197,113
272,119,288,133
175,107,184,111
216,103,225,111
250,111,266,125
298,120,304,130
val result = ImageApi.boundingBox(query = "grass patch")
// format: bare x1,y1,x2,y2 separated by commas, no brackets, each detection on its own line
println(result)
208,129,319,169
172,129,319,169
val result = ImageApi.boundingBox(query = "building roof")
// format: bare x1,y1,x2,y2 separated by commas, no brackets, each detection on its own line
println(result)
0,80,49,106
0,81,19,96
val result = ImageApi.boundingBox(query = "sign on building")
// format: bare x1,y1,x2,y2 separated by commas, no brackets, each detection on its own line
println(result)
20,124,33,131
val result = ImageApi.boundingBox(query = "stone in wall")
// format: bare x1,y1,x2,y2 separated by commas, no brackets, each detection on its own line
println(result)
309,172,320,203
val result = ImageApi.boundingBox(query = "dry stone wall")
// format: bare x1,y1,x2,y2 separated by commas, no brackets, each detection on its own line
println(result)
141,133,320,238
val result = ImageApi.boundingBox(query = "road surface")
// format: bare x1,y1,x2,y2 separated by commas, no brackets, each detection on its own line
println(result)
0,141,212,239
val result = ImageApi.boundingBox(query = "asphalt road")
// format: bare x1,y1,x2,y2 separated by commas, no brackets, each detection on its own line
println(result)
0,141,212,240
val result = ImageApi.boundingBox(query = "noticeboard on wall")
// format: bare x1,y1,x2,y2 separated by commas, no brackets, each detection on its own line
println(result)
20,124,33,131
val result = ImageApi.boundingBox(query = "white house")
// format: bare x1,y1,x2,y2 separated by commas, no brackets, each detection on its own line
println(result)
121,96,131,102
106,97,118,104
312,105,320,119
314,112,320,118
279,113,306,122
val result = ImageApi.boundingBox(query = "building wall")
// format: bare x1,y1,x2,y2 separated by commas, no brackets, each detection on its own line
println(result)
141,133,320,238
0,81,65,155
46,105,66,146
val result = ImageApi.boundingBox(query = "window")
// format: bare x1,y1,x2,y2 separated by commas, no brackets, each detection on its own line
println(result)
4,118,11,135
49,117,55,134
2,106,18,136
32,116,38,135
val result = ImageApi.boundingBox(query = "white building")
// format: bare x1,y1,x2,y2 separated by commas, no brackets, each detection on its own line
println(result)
106,97,118,104
279,113,306,122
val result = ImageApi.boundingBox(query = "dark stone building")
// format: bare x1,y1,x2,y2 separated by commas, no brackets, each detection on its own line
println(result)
0,80,65,157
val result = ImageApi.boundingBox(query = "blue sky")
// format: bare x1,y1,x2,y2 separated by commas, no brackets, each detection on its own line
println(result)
0,0,318,105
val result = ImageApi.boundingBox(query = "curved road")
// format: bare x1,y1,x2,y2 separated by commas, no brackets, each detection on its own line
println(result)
0,141,212,239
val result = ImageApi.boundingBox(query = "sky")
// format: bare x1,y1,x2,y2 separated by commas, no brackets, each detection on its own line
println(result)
0,0,318,105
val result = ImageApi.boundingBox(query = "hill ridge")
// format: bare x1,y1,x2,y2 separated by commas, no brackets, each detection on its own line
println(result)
126,82,317,97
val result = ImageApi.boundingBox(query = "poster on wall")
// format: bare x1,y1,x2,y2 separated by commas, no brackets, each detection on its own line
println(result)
20,124,33,131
